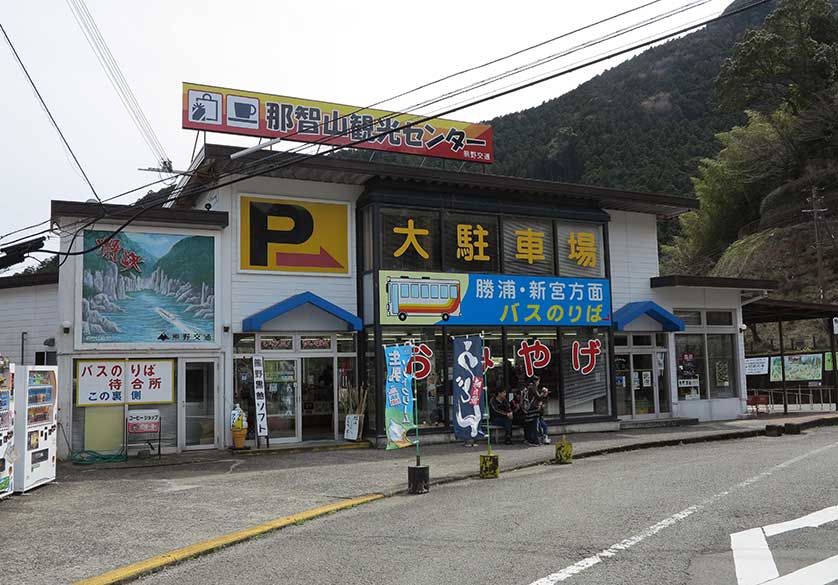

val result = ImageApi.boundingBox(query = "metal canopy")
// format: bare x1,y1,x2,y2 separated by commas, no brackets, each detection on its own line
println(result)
742,298,838,324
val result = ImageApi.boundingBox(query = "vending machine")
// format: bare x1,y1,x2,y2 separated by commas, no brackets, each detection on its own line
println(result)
0,356,13,499
13,366,58,493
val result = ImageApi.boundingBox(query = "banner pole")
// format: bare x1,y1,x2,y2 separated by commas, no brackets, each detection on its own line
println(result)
482,331,491,456
413,357,420,467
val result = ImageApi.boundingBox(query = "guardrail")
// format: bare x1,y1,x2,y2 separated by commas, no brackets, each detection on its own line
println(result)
746,387,838,414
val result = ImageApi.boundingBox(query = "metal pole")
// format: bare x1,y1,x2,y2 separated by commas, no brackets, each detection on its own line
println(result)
779,319,788,415
830,316,838,411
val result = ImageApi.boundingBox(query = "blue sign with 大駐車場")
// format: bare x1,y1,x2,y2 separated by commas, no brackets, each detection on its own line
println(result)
379,271,611,327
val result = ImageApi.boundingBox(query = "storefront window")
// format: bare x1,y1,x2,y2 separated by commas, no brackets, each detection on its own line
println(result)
675,310,702,326
234,334,256,354
263,359,297,440
443,213,500,273
337,357,358,434
381,329,445,428
675,334,706,401
233,357,255,439
561,327,610,416
501,217,555,275
380,209,441,271
506,330,559,417
260,335,293,351
708,334,737,398
707,311,734,326
555,222,605,278
337,333,356,353
301,336,332,351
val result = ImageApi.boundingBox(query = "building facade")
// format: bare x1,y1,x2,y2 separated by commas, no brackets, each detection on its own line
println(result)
2,144,778,457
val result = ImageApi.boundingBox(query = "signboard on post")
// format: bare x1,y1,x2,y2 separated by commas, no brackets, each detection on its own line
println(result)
76,359,175,406
252,355,268,439
183,82,494,163
126,409,161,434
744,357,770,376
380,271,610,327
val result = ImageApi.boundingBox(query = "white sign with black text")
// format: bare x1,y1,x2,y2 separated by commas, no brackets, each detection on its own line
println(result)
745,357,770,376
252,355,268,438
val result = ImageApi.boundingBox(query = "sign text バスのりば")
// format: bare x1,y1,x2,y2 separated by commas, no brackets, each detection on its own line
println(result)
183,83,493,164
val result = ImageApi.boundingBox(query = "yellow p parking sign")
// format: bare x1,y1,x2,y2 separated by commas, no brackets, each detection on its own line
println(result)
240,195,349,274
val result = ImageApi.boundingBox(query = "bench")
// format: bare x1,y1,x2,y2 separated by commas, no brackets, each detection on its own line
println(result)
747,394,769,415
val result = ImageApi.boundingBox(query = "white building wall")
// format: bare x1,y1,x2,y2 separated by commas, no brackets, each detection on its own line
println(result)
605,209,659,309
0,284,59,365
222,176,364,332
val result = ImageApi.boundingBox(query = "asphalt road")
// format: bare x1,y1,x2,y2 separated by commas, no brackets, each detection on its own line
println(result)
138,427,838,585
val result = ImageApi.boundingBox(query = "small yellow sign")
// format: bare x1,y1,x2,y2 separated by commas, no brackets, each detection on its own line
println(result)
240,195,349,274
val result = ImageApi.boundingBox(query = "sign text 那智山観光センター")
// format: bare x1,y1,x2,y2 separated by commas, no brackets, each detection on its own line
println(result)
183,82,494,164
240,195,350,274
379,271,611,327
76,359,175,406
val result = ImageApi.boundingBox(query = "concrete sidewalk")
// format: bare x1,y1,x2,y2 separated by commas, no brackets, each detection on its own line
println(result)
3,412,837,584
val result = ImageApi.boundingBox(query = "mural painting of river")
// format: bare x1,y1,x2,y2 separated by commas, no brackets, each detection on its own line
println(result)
81,230,215,344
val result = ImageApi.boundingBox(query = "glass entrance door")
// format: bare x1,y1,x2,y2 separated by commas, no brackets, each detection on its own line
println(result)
301,357,335,441
264,359,299,442
632,354,656,416
615,352,668,418
182,360,218,450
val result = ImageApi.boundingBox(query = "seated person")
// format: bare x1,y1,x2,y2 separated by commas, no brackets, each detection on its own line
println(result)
489,388,514,445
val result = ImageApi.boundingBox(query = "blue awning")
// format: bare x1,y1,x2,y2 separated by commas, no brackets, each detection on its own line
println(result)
613,301,684,332
242,292,362,332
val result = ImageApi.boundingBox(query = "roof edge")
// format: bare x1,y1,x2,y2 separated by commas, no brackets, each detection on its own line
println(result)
651,275,778,290
0,272,58,290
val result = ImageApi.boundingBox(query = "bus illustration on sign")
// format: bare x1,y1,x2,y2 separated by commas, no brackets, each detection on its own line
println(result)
386,277,462,321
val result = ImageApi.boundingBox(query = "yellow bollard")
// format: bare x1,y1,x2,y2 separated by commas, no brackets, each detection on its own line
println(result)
480,453,499,478
556,435,573,464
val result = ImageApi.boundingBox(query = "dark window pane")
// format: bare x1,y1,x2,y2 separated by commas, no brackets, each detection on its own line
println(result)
632,335,653,346
675,334,705,400
675,310,702,326
443,213,499,273
234,334,255,354
708,334,737,398
506,330,559,417
381,209,440,270
707,311,734,326
502,217,555,275
555,222,605,278
561,327,610,416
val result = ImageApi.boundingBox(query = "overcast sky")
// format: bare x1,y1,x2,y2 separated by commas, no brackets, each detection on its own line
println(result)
0,0,732,271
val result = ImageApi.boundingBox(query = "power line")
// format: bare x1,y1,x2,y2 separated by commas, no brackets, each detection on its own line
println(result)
31,0,773,260
0,0,715,246
65,0,171,169
0,22,102,204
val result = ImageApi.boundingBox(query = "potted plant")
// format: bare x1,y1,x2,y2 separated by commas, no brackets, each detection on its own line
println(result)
343,382,368,441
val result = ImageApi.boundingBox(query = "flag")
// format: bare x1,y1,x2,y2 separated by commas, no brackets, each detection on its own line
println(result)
452,335,485,441
384,343,416,450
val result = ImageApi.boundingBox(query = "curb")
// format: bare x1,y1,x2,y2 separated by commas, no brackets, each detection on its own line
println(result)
73,493,384,585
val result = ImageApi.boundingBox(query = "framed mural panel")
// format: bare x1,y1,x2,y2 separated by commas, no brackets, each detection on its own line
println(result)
77,228,218,349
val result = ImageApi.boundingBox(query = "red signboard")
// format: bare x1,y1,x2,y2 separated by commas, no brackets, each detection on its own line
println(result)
183,82,494,164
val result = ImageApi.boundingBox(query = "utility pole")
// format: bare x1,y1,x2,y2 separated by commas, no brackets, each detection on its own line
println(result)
802,186,827,302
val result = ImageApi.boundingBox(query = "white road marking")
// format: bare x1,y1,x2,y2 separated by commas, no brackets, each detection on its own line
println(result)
730,528,779,585
528,440,838,585
762,505,838,537
731,505,838,585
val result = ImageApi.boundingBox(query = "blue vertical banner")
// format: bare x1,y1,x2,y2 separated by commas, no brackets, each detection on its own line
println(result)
384,343,416,450
452,335,485,441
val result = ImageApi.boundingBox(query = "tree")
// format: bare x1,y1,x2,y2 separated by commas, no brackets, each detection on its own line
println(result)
717,0,838,114
661,110,797,272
